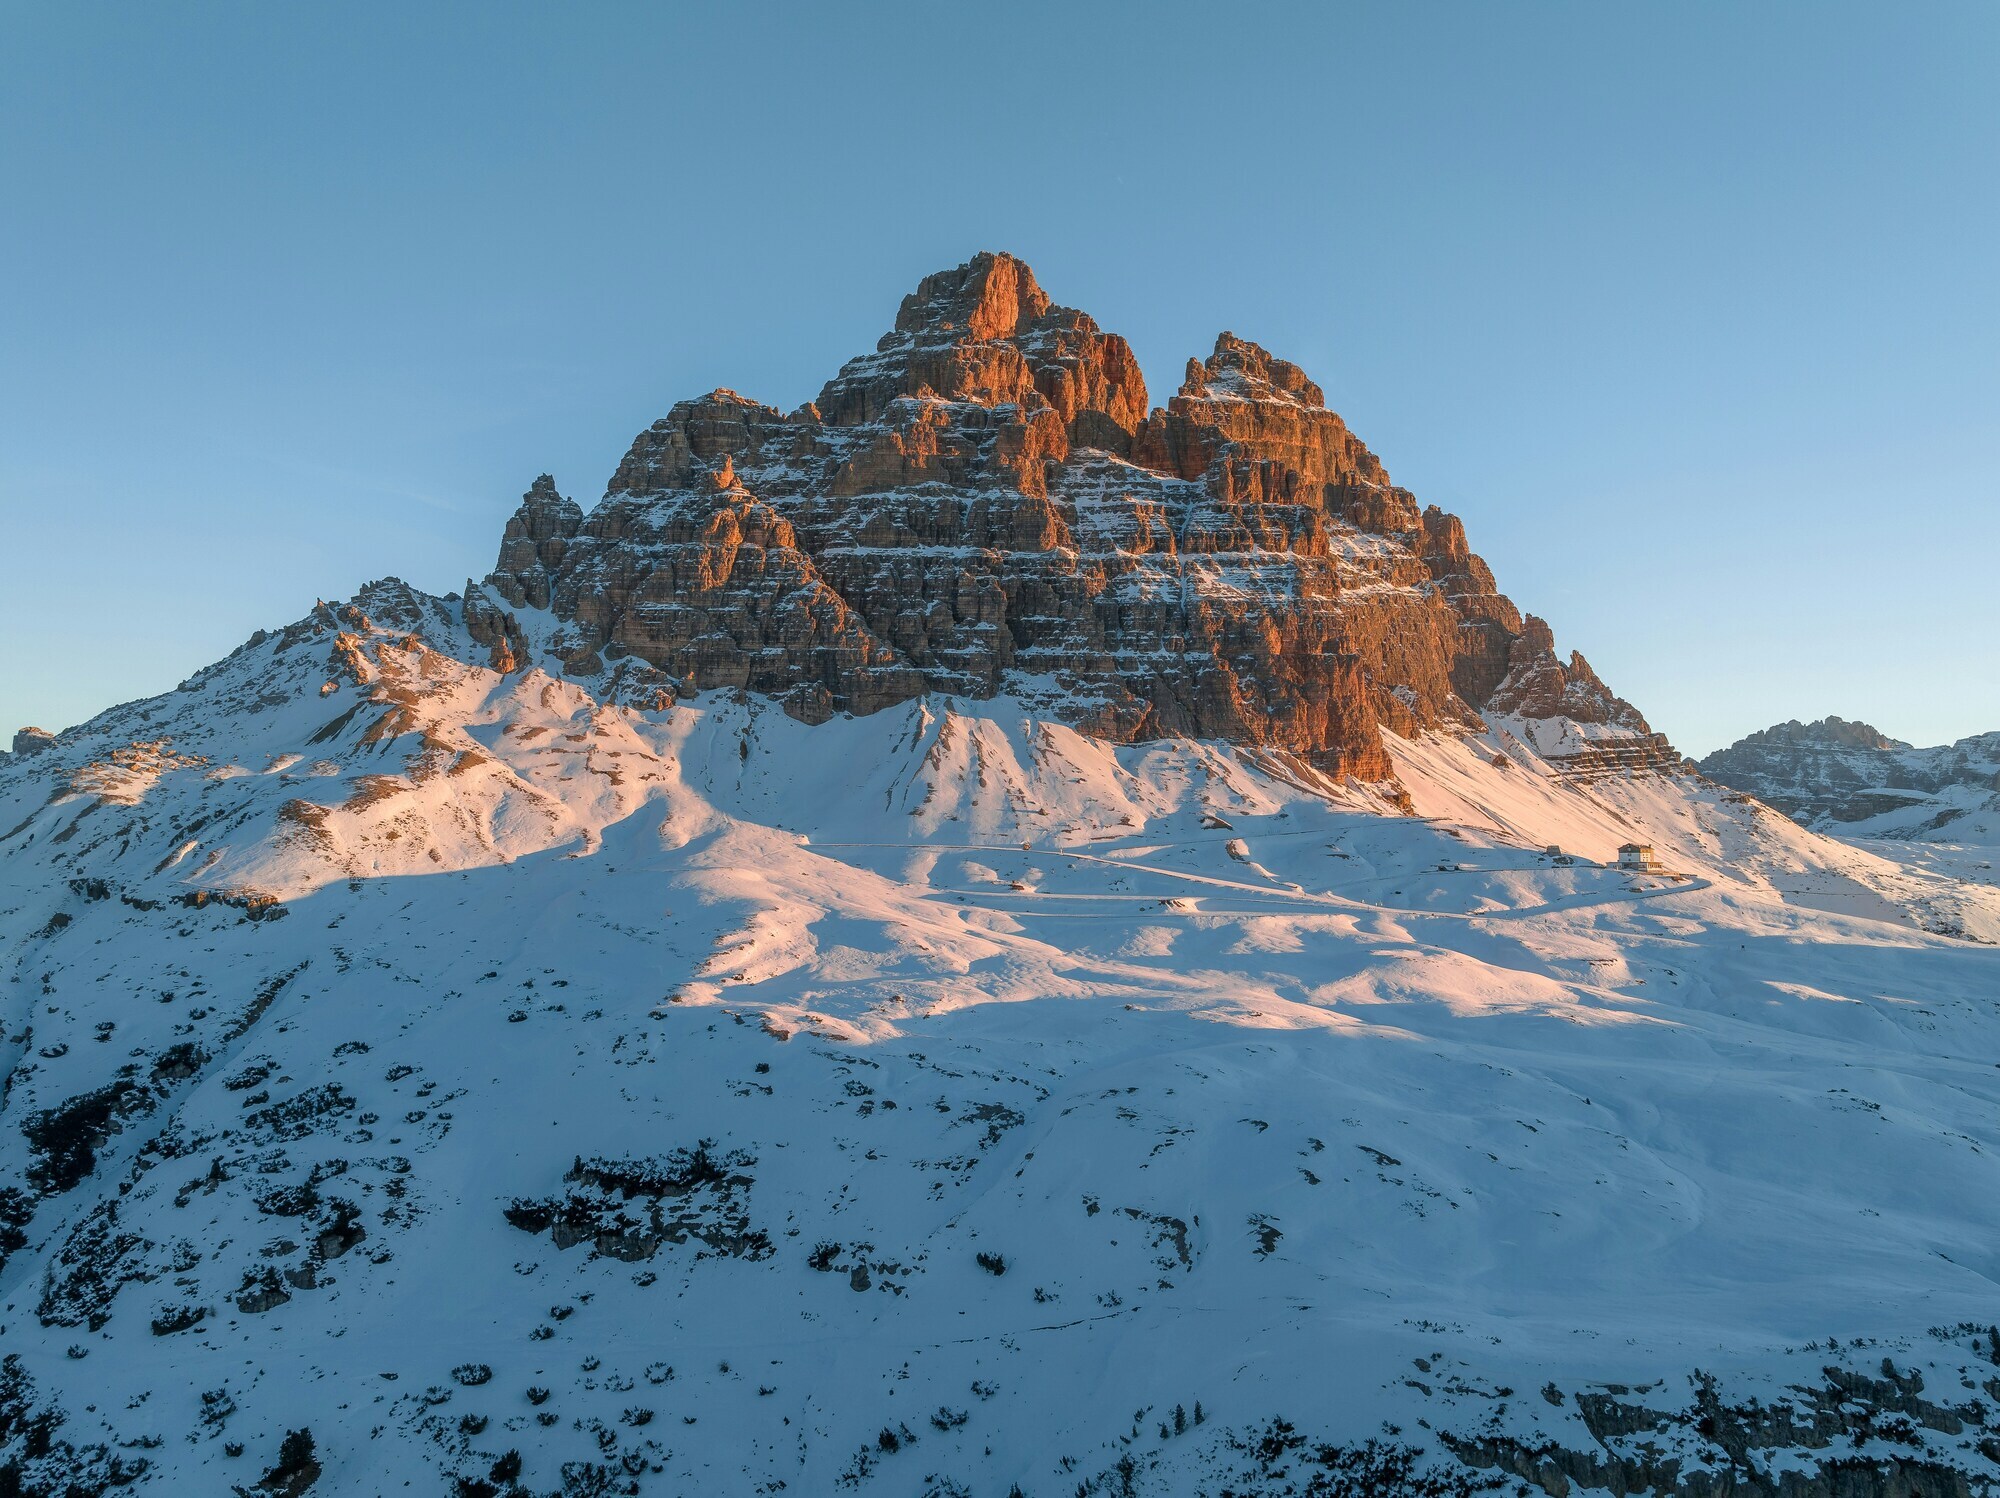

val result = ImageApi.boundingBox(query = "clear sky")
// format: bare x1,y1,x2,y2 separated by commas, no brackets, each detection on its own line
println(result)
3,3,1995,758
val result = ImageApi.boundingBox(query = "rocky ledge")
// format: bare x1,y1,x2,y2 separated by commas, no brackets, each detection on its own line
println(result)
464,251,1654,781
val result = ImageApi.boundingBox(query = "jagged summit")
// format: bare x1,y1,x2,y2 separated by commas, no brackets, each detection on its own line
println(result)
467,251,1664,782
485,474,584,613
814,249,1149,446
1184,331,1327,407
894,249,1053,341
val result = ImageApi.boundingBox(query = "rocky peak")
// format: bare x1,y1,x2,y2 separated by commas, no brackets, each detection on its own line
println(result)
894,250,1051,341
1485,615,1651,733
1190,331,1326,407
1735,716,1906,752
10,726,56,757
513,474,583,540
815,252,1148,453
1419,506,1473,571
464,251,1666,782
491,476,585,612
1133,331,1397,507
606,390,821,502
348,577,443,633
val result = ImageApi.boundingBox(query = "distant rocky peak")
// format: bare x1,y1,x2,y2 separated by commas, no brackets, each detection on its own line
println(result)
348,576,443,633
1698,717,1996,832
605,390,814,502
1741,716,1907,752
491,477,585,612
1136,330,1391,501
1419,505,1472,569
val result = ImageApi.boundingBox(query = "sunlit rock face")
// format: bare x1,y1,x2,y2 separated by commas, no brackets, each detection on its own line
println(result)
473,251,1635,780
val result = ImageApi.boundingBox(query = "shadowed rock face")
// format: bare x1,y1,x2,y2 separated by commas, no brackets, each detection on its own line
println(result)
472,251,1645,778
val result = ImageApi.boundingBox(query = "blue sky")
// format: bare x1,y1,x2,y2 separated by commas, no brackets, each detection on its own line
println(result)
2,3,1994,756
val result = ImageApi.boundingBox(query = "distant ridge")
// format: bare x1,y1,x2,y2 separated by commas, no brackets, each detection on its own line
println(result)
1701,716,2000,837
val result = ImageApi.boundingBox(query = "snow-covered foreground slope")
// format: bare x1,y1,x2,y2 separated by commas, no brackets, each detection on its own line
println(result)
4,586,2000,1497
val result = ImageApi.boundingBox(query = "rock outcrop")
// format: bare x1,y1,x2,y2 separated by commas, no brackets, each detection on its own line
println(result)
10,728,56,758
1484,614,1650,731
1701,718,2000,834
468,251,1656,781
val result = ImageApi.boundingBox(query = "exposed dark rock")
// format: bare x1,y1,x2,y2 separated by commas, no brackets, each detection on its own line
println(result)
38,1201,157,1330
150,1043,208,1084
1213,1417,1501,1497
1443,1363,1994,1498
24,1082,152,1195
242,1427,319,1497
240,1085,355,1144
235,1267,291,1315
505,1144,772,1262
10,728,56,758
0,1352,153,1494
150,1302,206,1336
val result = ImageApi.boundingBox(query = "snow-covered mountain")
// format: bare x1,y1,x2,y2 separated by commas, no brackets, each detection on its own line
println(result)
5,259,2000,1498
1700,717,2000,844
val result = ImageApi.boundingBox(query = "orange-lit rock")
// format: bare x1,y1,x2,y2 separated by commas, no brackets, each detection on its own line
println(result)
472,253,1653,780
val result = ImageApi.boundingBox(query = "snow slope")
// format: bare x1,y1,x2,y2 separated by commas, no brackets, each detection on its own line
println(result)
3,583,2000,1496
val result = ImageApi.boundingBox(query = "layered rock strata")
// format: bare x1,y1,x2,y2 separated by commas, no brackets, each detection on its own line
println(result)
468,252,1653,781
